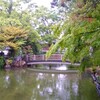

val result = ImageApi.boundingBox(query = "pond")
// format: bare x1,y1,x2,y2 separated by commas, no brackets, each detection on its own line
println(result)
0,64,99,100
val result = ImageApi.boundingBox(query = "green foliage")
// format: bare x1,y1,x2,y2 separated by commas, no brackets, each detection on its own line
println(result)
0,56,5,69
92,50,100,66
0,26,28,50
0,0,42,54
0,17,22,26
46,1,100,68
46,42,59,59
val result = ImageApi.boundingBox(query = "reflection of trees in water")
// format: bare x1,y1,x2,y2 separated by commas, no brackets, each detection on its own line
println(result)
77,73,100,100
2,69,98,100
54,74,79,100
30,72,79,100
0,69,33,100
14,69,26,85
0,69,99,100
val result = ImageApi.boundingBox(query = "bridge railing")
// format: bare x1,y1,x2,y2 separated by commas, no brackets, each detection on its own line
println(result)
27,54,63,62
47,54,62,61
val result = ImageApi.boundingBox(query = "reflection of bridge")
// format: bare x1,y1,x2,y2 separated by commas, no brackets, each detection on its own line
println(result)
27,68,79,74
27,54,80,66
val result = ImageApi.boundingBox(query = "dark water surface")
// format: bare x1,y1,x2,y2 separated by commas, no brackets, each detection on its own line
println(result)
0,65,99,100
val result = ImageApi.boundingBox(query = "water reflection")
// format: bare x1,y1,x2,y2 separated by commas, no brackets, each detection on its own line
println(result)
31,64,69,70
4,72,10,88
0,68,99,100
56,65,68,70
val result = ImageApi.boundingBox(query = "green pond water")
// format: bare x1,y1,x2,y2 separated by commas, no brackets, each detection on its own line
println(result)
0,64,99,100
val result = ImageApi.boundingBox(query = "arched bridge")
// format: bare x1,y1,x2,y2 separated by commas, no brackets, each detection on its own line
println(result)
26,54,80,66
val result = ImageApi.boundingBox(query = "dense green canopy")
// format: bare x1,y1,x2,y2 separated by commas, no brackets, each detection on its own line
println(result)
47,0,100,70
0,0,63,54
0,0,99,69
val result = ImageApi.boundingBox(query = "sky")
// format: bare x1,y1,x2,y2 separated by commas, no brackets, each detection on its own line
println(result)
19,0,53,10
31,0,52,8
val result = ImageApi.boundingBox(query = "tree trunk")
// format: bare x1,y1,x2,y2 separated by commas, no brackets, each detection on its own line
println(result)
7,0,13,15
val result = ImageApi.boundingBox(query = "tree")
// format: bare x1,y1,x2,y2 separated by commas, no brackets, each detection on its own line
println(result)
0,26,28,50
47,0,100,70
51,0,72,8
0,0,41,54
31,7,59,37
